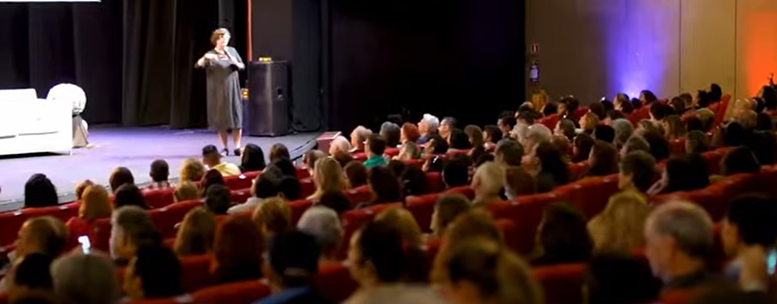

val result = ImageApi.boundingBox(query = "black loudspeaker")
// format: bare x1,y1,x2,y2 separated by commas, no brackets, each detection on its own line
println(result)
243,61,290,137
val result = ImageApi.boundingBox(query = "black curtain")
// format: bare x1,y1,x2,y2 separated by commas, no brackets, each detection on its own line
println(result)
122,0,219,127
0,2,123,125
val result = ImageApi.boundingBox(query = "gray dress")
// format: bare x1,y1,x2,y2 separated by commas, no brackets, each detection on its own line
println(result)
200,46,244,131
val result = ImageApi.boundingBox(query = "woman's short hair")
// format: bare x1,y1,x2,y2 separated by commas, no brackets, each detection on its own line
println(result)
75,179,95,201
79,185,113,220
204,184,232,215
210,28,230,45
115,184,149,209
433,194,471,234
179,158,205,183
109,167,135,193
253,197,292,235
380,122,401,147
174,181,200,202
24,174,59,209
174,207,217,256
611,119,634,147
297,206,342,255
343,161,368,188
685,130,710,154
401,123,421,143
240,144,267,172
620,151,657,193
269,143,291,162
51,254,120,304
375,207,423,246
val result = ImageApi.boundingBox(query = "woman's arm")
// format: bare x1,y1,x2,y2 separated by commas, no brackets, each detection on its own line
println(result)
195,53,216,68
229,47,245,70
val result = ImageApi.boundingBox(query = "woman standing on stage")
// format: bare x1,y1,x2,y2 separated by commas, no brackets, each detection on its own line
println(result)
196,28,245,156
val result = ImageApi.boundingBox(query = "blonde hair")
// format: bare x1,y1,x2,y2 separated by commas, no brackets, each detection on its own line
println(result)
375,207,423,247
587,191,650,252
473,162,505,196
75,179,94,201
79,186,112,221
434,238,544,304
311,157,347,198
174,207,216,256
581,112,600,132
433,238,543,304
433,210,504,282
179,158,205,183
252,197,292,236
210,28,230,45
174,181,200,202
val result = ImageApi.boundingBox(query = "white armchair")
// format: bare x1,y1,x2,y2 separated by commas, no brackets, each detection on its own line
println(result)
0,88,73,156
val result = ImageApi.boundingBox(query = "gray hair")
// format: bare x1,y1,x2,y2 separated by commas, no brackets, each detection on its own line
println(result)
110,206,158,259
353,126,373,144
331,135,352,154
422,114,440,132
297,206,342,253
645,200,713,258
525,124,552,144
51,253,121,304
611,118,634,146
620,135,650,158
380,122,400,134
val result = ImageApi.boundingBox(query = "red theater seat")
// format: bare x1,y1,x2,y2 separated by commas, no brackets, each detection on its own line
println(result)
0,202,80,247
385,147,400,157
149,200,204,239
445,186,474,199
142,188,175,209
339,203,402,258
315,262,359,302
191,279,270,304
299,178,315,198
485,193,559,254
539,114,560,130
406,193,442,233
289,199,313,225
425,172,445,193
180,254,214,292
223,172,257,191
344,186,373,207
554,174,619,219
532,263,587,304
231,188,252,205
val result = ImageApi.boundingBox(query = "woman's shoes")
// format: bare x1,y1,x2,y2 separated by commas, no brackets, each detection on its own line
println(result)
234,148,242,157
220,148,229,156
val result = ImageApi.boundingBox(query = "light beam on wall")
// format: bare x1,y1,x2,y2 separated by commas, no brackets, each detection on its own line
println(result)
742,11,777,97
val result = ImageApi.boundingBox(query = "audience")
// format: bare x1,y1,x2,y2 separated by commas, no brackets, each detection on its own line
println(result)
202,145,240,177
380,122,401,148
253,197,293,239
620,135,651,159
584,141,618,178
619,151,658,194
123,245,182,300
147,159,174,190
173,207,216,256
534,142,570,193
362,166,401,207
442,157,469,188
593,125,616,144
240,144,267,172
721,194,777,292
317,190,352,214
588,191,650,252
109,206,161,265
114,184,149,209
363,134,388,169
585,253,661,304
344,161,369,188
720,146,760,177
686,130,711,154
531,204,593,265
66,185,112,238
199,169,225,195
375,207,424,247
213,216,264,284
23,174,59,209
179,158,205,183
73,179,94,202
572,133,595,163
109,167,135,193
471,162,505,207
329,136,353,155
51,253,120,304
173,181,200,202
8,253,56,302
418,114,440,144
350,126,372,152
430,194,471,237
297,206,343,262
308,157,347,201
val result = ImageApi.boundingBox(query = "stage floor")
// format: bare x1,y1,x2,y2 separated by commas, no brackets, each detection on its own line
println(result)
0,126,320,212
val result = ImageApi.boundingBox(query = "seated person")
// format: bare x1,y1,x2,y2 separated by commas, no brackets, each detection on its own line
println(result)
202,144,240,176
363,134,388,169
146,159,174,190
123,245,182,300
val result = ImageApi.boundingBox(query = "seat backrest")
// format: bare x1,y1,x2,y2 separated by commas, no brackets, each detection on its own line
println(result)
539,114,560,130
553,174,619,219
532,263,587,304
142,188,175,209
299,178,316,198
230,188,252,205
445,186,474,199
385,147,401,157
344,186,373,207
339,203,402,258
288,199,313,225
180,254,215,292
149,200,204,239
485,194,558,255
91,218,113,252
405,193,441,233
191,279,270,304
315,262,360,302
425,172,445,193
0,203,80,247
223,173,255,191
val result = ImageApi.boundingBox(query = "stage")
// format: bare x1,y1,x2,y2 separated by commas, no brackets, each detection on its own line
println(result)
0,126,320,212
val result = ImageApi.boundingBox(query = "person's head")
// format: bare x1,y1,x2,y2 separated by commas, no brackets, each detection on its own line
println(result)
551,135,571,156
14,217,66,259
620,135,651,159
448,128,472,150
297,206,342,260
685,130,710,154
614,93,630,110
721,146,760,176
579,112,600,133
110,206,161,261
240,144,267,172
365,134,387,157
620,99,634,114
400,122,421,144
264,230,321,290
610,118,634,148
536,141,569,185
723,121,747,147
350,126,373,151
173,181,200,203
642,131,670,161
585,253,661,304
644,201,713,282
709,83,722,101
587,141,618,177
670,96,687,114
619,151,657,193
431,194,471,237
418,114,440,135
51,253,120,304
636,119,661,135
497,112,517,135
204,184,231,214
23,174,58,209
318,190,351,214
573,133,595,162
380,122,401,147
554,119,576,140
332,151,355,168
368,166,402,204
662,115,686,140
149,159,170,183
631,98,643,109
589,102,606,120
108,168,135,194
464,125,485,148
214,216,264,283
696,90,712,108
375,207,423,247
397,141,422,160
662,155,708,193
722,194,777,257
75,180,94,201
174,207,216,256
443,157,470,188
440,117,457,138
200,170,225,196
494,139,523,167
10,253,54,298
436,238,543,304
343,161,368,188
684,115,704,133
648,102,669,122
253,197,292,237
524,124,552,153
114,184,148,209
79,185,113,221
123,245,181,300
210,28,230,48
542,102,559,117
179,158,205,183
640,90,658,104
201,145,224,167
471,162,505,198
426,134,450,155
276,176,301,201
269,143,291,163
401,165,428,197
560,97,580,114
537,204,593,264
593,125,615,144
312,157,347,196
603,110,625,125
483,125,503,144
590,191,650,252
329,136,353,155
347,219,412,286
303,150,327,175
755,112,773,131
735,109,758,130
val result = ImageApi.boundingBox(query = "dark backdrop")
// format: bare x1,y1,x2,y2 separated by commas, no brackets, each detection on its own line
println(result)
326,0,526,131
